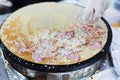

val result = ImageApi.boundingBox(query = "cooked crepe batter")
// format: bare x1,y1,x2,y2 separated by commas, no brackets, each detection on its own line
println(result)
0,2,108,65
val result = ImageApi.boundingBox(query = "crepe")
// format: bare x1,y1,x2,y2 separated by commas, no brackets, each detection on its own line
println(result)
0,2,108,65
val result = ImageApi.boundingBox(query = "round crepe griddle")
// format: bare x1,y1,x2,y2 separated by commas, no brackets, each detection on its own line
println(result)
0,2,108,65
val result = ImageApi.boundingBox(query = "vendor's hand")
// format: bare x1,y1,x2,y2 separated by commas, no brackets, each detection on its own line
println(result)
82,0,109,24
0,0,12,7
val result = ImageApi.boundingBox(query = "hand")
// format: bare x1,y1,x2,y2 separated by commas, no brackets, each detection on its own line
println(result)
0,0,12,7
82,0,109,24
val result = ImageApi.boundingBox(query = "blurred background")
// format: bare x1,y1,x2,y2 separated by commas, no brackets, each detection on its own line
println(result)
0,0,62,14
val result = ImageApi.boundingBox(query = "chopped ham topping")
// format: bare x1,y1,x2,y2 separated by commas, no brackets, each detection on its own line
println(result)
67,53,80,62
93,25,105,37
15,40,35,54
89,40,103,49
80,24,105,38
14,40,27,54
32,52,44,63
57,48,80,62
57,31,75,40
15,24,105,64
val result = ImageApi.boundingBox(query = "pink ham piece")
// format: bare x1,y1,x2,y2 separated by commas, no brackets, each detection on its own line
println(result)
89,40,102,49
58,31,75,40
15,40,27,54
67,53,80,62
16,40,35,54
82,25,93,33
81,24,105,38
32,52,45,63
57,48,80,62
93,25,105,37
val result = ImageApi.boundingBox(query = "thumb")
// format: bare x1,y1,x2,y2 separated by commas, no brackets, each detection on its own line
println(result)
82,7,95,24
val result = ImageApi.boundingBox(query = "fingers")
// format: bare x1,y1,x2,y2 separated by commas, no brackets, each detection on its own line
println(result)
83,0,109,24
82,7,95,24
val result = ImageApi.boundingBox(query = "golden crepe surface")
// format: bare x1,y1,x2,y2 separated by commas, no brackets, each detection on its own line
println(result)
0,2,108,65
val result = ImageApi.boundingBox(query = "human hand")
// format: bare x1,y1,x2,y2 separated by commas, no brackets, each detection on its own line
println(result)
82,0,109,24
0,0,12,7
